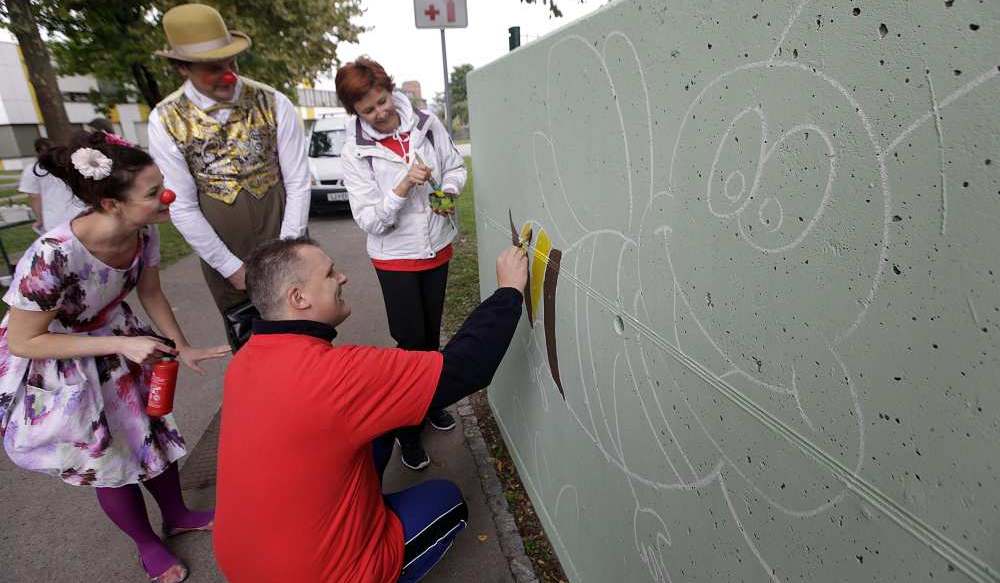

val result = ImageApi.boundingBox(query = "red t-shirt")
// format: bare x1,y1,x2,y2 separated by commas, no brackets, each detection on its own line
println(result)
378,133,409,160
213,333,442,583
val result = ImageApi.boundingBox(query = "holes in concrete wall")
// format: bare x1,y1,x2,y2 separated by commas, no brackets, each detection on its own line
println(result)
879,23,889,38
852,7,861,16
613,315,625,335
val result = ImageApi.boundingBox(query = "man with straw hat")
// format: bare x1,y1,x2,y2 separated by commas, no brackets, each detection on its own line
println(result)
148,3,310,345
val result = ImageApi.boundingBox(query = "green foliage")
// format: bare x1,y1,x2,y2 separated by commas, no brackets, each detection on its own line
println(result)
0,220,192,317
0,223,41,265
31,0,365,110
519,0,565,17
431,90,446,120
449,63,473,126
157,220,192,268
34,1,163,110
431,63,473,128
441,157,481,339
449,63,473,104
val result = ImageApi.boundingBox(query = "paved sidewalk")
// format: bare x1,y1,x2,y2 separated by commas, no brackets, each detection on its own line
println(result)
0,213,514,583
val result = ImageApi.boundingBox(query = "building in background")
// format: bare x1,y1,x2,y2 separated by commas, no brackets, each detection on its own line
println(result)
0,40,148,169
401,80,426,110
0,40,342,169
295,85,344,134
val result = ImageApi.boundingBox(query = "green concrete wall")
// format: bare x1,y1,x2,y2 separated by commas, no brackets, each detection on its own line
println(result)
468,1,998,581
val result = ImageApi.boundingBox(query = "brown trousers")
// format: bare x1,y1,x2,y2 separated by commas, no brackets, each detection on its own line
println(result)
198,181,286,314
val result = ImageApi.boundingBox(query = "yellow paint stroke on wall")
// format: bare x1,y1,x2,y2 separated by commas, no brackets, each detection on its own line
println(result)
16,46,44,124
529,228,552,323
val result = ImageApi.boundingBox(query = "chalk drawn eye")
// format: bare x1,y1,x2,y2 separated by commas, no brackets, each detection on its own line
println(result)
704,104,837,252
707,106,764,219
738,123,836,252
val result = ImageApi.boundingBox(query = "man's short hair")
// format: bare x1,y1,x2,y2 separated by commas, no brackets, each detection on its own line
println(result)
245,237,321,319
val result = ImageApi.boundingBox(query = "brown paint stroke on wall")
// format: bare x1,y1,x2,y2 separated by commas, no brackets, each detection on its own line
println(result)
544,248,564,398
509,208,563,397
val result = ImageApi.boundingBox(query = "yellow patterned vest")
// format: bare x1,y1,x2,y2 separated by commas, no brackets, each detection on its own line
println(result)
156,79,282,205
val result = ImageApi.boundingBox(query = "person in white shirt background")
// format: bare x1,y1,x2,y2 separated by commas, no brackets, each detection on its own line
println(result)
146,3,310,336
18,137,85,234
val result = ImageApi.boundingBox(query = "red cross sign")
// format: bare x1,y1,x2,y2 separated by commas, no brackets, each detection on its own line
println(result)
414,0,468,29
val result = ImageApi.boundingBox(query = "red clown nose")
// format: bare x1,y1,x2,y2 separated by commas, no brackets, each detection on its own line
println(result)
220,71,238,85
159,189,176,205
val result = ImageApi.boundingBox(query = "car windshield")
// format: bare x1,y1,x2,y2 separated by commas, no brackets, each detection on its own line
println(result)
309,129,346,157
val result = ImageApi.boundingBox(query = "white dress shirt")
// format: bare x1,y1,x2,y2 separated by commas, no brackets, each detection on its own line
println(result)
147,79,311,278
18,162,85,232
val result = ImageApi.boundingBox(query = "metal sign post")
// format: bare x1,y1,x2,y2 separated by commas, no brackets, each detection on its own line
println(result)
440,28,451,137
414,0,468,137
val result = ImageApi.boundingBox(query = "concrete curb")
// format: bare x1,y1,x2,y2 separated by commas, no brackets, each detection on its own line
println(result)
457,397,538,583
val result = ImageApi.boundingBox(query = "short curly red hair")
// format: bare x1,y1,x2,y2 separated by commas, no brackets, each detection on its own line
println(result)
335,57,395,116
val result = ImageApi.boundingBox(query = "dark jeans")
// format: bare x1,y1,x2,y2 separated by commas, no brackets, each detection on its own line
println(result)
375,262,450,446
373,435,468,581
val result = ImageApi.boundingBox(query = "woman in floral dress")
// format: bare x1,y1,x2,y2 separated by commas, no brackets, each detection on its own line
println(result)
0,131,229,582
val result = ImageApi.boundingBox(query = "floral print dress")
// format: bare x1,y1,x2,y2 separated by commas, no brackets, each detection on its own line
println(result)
0,221,186,487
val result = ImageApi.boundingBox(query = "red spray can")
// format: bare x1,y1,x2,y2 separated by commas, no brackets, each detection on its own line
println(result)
146,338,179,418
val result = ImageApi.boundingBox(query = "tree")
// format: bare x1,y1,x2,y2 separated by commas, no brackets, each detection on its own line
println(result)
519,0,564,17
34,2,167,111
431,91,445,121
449,64,472,105
1,0,74,143
448,63,473,127
33,0,365,110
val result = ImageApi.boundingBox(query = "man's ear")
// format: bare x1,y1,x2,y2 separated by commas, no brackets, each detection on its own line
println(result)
173,61,191,79
286,283,310,311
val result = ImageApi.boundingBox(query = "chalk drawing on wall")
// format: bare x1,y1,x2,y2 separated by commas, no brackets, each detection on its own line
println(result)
476,2,1000,581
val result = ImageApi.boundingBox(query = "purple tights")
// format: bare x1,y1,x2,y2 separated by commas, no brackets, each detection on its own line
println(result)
95,463,213,578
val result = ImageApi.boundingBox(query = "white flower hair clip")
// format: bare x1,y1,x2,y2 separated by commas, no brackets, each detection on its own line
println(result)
70,147,113,180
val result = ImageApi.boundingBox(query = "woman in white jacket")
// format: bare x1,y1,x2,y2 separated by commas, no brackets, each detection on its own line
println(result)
338,57,468,470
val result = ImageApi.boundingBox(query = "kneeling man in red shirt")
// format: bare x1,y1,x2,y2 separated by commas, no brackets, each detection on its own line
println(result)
213,236,527,582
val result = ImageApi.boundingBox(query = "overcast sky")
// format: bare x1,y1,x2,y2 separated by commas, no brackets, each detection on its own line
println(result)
322,0,610,97
1,1,609,98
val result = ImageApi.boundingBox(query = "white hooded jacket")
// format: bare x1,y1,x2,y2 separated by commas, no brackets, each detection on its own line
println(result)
341,91,467,261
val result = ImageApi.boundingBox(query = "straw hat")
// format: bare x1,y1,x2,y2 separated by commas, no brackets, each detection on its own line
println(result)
154,4,251,62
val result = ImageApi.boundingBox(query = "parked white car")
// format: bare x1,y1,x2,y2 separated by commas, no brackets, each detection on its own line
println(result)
307,112,350,213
